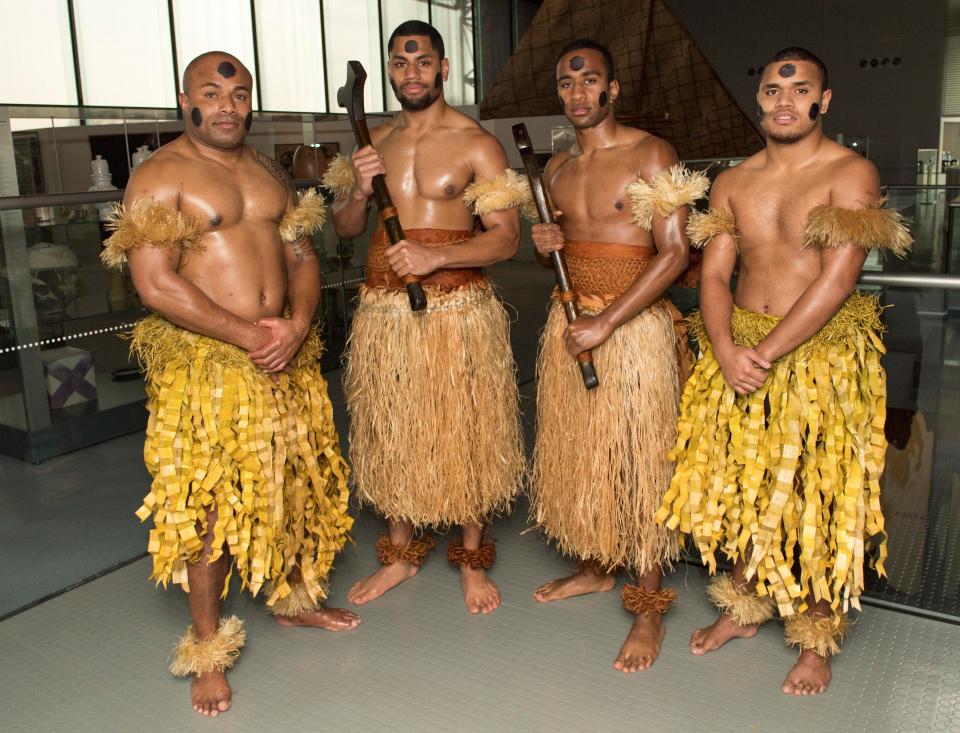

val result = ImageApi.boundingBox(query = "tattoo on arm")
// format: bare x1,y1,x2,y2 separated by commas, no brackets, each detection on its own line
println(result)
252,148,296,196
290,239,317,262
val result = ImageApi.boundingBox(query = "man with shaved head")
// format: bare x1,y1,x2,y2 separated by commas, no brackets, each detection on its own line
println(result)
101,51,356,717
658,47,911,695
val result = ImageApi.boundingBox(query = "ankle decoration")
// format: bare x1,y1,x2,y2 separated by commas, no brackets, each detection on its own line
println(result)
169,616,246,677
447,538,496,570
268,582,322,617
375,535,435,567
784,613,848,657
707,574,776,627
621,584,678,616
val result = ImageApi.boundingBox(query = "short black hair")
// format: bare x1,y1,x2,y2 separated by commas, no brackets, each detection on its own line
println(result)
766,47,828,90
556,38,615,82
388,20,445,61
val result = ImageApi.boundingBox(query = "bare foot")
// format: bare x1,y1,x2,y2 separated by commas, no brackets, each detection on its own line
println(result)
191,670,231,717
782,649,832,695
689,612,759,655
533,567,616,603
275,605,361,630
613,613,665,673
347,562,419,605
461,565,500,614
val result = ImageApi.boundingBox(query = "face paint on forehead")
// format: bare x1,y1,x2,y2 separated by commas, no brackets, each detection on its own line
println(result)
190,107,202,126
569,55,585,71
809,102,820,120
404,39,419,53
217,61,237,79
778,63,796,78
599,91,608,107
244,112,253,130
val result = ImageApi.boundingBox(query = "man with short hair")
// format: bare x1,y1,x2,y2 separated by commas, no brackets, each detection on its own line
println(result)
103,51,356,717
528,38,706,673
658,47,910,694
326,21,525,614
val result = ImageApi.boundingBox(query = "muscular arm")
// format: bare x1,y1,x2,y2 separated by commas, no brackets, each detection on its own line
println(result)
330,129,389,239
698,175,738,354
532,154,566,269
430,138,520,268
124,169,267,352
754,162,877,363
595,141,690,331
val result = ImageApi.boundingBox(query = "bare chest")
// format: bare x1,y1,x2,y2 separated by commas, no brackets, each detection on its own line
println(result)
731,173,829,250
550,155,639,223
176,160,287,233
378,129,473,201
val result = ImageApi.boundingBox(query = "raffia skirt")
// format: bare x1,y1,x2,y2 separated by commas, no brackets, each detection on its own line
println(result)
530,299,682,574
131,315,352,609
657,292,888,620
343,281,524,527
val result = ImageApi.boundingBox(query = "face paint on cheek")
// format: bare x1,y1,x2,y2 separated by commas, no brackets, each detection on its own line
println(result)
244,112,253,131
808,102,821,120
757,105,764,119
434,72,442,89
190,107,202,126
404,40,419,53
569,55,585,71
559,96,565,113
599,91,608,107
778,63,796,78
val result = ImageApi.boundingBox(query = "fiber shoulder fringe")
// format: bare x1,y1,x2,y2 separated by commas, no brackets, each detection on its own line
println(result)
321,154,356,199
626,164,709,230
344,283,523,527
530,299,681,574
687,208,738,250
279,188,326,243
804,201,912,257
657,293,887,622
101,198,203,270
132,315,352,608
462,169,537,221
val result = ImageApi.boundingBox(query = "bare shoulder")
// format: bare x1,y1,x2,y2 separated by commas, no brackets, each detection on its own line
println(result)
123,145,190,206
544,149,572,182
823,145,880,201
248,145,295,194
630,133,679,177
370,116,399,145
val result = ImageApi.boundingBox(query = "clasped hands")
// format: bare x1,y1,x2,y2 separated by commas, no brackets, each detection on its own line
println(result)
716,343,772,396
248,316,308,379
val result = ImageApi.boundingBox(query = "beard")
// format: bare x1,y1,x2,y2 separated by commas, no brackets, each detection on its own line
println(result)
761,117,816,145
390,78,441,112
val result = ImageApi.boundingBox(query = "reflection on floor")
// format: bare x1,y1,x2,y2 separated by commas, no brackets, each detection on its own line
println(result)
2,258,960,730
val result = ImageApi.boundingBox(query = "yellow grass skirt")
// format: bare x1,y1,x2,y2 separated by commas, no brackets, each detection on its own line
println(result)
530,300,681,574
657,293,887,620
343,283,524,527
131,315,352,609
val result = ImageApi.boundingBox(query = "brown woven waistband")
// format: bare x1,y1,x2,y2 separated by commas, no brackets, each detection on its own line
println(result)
563,240,654,302
366,228,487,290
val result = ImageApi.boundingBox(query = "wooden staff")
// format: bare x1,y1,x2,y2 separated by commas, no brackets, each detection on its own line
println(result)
512,123,598,390
337,61,427,311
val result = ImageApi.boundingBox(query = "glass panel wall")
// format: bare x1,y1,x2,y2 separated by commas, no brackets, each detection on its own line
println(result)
432,0,476,106
171,0,259,108
381,0,431,112
254,0,327,113
74,0,176,108
322,0,385,114
0,0,77,106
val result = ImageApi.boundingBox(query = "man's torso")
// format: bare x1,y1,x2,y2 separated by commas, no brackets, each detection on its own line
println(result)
370,108,487,231
137,136,290,322
726,143,862,316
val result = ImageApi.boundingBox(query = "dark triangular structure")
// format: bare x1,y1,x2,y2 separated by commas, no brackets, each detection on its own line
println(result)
480,0,763,159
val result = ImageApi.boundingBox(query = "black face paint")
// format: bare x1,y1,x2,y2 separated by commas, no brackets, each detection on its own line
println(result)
217,61,237,78
434,72,442,89
599,91,608,107
190,107,202,126
404,39,419,53
757,105,764,119
244,112,253,130
570,55,585,71
778,63,796,78
559,96,565,113
809,102,820,120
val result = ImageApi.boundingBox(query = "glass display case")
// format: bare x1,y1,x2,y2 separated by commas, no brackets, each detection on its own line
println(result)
0,103,384,461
